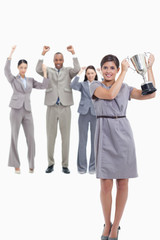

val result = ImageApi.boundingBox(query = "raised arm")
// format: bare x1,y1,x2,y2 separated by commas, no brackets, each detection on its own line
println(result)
93,59,129,100
130,54,156,100
4,45,16,83
70,67,86,91
33,64,49,89
67,45,81,79
36,46,50,77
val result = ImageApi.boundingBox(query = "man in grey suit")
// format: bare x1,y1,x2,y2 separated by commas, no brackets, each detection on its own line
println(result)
36,45,80,173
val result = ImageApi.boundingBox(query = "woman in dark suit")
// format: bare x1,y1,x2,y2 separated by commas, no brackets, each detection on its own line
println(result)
70,66,98,174
4,46,49,174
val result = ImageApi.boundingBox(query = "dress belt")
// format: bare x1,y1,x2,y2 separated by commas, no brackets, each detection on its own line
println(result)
97,115,126,119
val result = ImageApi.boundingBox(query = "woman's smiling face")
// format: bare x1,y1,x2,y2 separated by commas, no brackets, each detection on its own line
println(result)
101,61,120,82
85,68,97,82
18,63,28,77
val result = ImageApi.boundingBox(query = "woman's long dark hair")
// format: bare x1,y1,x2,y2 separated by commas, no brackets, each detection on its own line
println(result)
84,65,98,81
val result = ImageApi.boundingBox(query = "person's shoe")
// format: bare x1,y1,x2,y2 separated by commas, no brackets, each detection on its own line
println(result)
15,168,21,174
29,169,34,173
62,167,70,174
45,165,54,173
101,223,112,240
101,235,108,240
108,226,120,240
89,170,95,174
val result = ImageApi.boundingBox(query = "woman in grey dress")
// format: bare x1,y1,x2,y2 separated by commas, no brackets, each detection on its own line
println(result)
89,54,156,240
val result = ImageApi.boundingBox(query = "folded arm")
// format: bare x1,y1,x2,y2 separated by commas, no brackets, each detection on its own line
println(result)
36,59,45,77
70,67,86,91
33,63,49,89
70,76,82,91
93,60,129,100
33,77,49,89
69,57,81,79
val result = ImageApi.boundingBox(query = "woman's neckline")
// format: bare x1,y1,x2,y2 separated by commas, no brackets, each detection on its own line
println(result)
101,82,112,88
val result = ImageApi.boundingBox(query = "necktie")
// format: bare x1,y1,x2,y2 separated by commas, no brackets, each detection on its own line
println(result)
56,69,60,104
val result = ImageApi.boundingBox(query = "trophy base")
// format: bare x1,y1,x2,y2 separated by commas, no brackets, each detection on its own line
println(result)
141,82,157,95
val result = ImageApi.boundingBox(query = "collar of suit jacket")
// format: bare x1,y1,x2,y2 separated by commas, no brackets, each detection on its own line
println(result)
54,66,65,71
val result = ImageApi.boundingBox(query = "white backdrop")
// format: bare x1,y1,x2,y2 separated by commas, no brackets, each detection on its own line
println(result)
0,0,160,240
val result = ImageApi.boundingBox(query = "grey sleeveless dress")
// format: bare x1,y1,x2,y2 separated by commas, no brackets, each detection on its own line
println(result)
89,81,138,179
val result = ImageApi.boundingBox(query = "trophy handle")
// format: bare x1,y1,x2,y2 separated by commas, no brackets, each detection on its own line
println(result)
144,52,151,69
126,56,136,71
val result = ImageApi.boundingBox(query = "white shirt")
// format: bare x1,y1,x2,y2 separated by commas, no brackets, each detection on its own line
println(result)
19,75,27,88
87,80,93,86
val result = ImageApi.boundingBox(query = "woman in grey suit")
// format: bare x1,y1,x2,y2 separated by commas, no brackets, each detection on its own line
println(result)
90,54,156,240
4,46,49,174
70,66,98,174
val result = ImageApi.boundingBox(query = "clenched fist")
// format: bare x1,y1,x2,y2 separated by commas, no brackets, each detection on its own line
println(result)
77,67,86,76
67,45,75,55
42,46,50,55
12,45,16,52
8,45,17,59
121,59,130,72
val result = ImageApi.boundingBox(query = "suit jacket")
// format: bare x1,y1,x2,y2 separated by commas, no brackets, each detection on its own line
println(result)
36,58,80,106
70,76,96,116
4,59,49,112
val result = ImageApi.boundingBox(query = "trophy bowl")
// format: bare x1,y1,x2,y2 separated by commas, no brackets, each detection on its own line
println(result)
130,53,156,95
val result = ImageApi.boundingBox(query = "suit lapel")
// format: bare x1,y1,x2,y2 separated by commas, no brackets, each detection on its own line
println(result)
25,77,30,91
56,67,65,77
53,68,58,77
82,81,91,98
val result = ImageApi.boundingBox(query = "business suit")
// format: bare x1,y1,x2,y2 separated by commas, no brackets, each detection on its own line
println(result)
36,57,80,168
4,59,49,169
70,76,96,173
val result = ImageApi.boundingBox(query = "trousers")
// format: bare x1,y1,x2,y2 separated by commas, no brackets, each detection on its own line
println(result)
8,106,35,169
46,105,71,167
77,109,96,173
